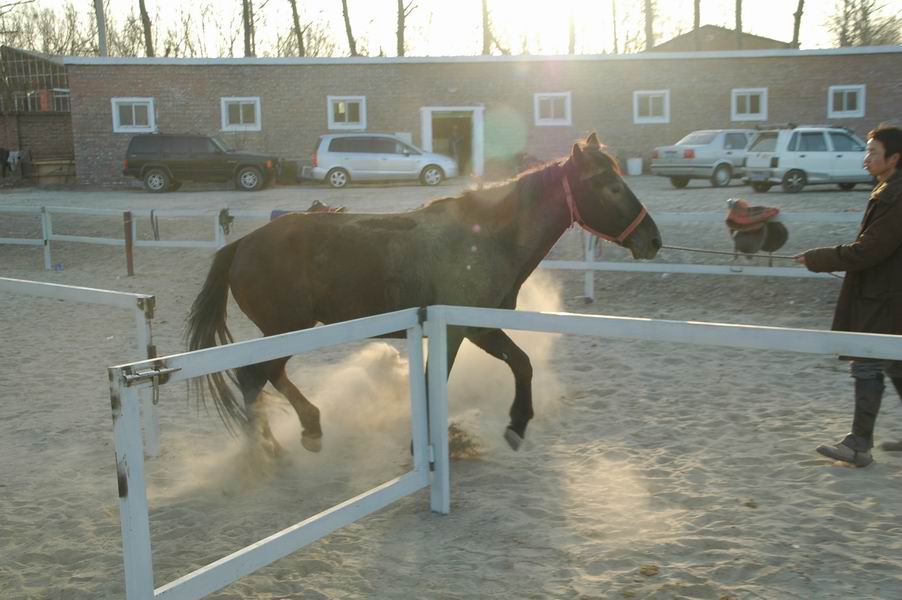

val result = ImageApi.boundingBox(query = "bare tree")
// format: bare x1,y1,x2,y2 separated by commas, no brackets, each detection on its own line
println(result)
643,0,654,51
276,17,335,56
790,0,805,47
480,0,508,55
137,0,153,56
107,10,144,56
287,0,304,56
735,0,742,49
611,0,619,53
693,0,700,50
396,0,415,57
341,0,358,56
829,0,900,46
568,9,575,53
93,0,107,55
242,0,256,56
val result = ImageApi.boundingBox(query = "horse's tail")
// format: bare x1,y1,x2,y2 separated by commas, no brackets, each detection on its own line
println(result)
185,240,247,435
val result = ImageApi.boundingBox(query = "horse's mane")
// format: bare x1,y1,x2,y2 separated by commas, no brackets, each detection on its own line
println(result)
421,140,620,215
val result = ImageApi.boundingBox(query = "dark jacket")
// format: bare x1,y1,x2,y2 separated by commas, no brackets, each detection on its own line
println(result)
804,170,902,336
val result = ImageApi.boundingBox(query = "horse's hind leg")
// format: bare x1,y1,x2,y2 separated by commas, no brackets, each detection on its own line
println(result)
235,363,284,458
467,329,533,451
265,360,323,453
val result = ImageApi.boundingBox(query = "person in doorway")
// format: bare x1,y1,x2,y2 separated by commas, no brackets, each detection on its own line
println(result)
796,125,902,467
450,125,464,172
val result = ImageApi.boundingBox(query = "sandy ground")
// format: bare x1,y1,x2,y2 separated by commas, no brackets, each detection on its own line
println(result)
2,174,902,600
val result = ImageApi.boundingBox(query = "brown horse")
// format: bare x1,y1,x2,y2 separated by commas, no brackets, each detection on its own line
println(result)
186,133,662,456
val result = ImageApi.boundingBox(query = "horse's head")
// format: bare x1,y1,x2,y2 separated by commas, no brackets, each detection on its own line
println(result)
566,133,662,259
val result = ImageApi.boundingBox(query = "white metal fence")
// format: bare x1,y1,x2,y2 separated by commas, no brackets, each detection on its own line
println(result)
1,206,860,282
108,303,902,599
0,206,229,272
108,308,447,600
0,276,161,457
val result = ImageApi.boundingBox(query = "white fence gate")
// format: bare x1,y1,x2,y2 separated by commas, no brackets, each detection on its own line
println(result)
108,308,450,600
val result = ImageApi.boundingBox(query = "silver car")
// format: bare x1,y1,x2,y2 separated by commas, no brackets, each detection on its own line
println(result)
300,133,458,188
650,129,757,188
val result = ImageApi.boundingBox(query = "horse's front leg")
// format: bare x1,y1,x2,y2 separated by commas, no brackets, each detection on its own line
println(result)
269,365,323,453
468,329,533,451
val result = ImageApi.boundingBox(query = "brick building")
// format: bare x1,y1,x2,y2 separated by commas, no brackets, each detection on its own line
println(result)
63,46,902,186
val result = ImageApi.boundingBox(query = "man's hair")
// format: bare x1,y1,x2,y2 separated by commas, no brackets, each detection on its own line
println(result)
867,125,902,161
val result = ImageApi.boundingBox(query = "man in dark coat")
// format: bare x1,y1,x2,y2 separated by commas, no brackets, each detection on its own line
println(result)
797,125,902,467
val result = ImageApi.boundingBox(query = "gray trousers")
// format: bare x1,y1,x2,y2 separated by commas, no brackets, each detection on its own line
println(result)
850,359,902,381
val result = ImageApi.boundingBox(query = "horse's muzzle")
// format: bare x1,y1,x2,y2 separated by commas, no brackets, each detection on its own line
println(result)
628,220,662,259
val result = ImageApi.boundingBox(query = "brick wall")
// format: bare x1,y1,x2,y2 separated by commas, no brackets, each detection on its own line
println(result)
0,114,72,159
66,51,902,186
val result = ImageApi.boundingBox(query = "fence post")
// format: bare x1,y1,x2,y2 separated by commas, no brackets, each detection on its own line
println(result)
406,320,429,476
109,372,155,600
134,296,160,459
583,233,596,302
425,306,450,515
41,206,52,270
123,211,135,276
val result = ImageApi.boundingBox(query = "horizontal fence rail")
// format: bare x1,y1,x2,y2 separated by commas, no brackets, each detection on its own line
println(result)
0,277,161,457
108,307,440,600
1,206,860,279
429,305,902,361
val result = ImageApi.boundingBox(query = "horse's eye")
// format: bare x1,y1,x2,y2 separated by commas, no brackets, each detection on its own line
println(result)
609,184,623,194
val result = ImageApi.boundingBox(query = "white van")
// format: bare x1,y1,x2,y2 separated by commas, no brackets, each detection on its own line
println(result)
300,133,458,188
744,125,872,193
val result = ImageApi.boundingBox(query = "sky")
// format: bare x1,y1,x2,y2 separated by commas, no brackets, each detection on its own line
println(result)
28,0,902,56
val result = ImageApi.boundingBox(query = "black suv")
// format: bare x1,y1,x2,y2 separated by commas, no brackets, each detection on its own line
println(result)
123,133,280,192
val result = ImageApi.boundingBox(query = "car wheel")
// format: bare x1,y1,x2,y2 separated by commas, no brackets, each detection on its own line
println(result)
710,165,732,187
143,168,170,193
236,166,264,192
751,182,772,193
669,176,690,189
781,170,806,193
327,168,350,188
420,165,444,186
838,182,856,191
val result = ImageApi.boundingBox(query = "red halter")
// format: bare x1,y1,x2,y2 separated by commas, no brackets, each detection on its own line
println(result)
562,176,648,245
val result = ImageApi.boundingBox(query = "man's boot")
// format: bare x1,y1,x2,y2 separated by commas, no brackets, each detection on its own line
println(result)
879,377,902,452
817,377,884,467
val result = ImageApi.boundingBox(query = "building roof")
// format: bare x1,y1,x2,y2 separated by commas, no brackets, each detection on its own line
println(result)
649,25,794,52
59,45,902,66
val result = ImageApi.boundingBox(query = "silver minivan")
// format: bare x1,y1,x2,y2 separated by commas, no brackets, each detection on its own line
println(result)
300,133,459,188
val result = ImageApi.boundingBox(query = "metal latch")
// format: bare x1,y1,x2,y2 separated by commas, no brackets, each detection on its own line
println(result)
124,367,181,406
123,366,181,383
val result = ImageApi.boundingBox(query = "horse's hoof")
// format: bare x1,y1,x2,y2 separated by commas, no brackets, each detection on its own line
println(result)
301,432,323,453
503,428,524,451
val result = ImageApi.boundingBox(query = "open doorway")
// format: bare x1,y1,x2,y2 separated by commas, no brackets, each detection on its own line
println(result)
420,106,484,177
431,113,472,175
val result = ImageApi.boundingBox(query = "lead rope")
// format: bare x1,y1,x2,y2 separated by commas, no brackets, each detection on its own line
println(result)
660,244,844,279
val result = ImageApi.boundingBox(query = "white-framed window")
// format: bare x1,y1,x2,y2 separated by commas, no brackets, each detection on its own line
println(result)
327,95,367,130
632,90,670,124
534,92,572,126
220,96,261,131
111,97,155,133
731,88,768,121
828,84,865,118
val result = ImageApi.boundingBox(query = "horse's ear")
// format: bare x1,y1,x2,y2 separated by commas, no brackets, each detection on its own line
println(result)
571,143,585,165
586,132,601,148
